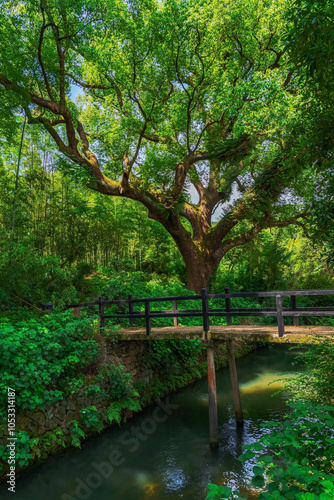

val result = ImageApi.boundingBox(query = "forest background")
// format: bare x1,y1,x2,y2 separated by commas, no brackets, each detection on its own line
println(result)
0,0,333,311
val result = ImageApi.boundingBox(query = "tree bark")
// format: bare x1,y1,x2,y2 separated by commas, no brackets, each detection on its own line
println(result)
184,252,220,293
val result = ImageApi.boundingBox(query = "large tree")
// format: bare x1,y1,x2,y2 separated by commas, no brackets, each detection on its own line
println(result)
0,0,310,291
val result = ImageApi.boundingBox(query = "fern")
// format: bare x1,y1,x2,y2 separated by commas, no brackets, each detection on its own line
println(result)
68,420,86,448
106,402,122,425
120,396,141,412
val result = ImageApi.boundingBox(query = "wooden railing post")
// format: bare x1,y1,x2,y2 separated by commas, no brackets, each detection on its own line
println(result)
129,294,134,327
115,295,119,316
201,288,210,339
291,295,299,326
225,287,232,326
98,296,105,328
43,302,53,313
172,300,179,327
276,295,285,337
145,300,151,336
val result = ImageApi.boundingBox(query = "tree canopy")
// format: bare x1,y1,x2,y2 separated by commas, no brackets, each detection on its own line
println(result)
0,0,328,290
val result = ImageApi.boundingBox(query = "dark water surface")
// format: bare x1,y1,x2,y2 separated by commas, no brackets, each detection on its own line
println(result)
0,344,303,500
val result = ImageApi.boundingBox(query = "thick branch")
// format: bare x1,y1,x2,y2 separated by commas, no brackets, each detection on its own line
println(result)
41,2,66,106
213,160,289,242
282,71,293,88
38,7,55,101
128,121,148,170
66,73,111,90
221,213,310,253
142,133,172,145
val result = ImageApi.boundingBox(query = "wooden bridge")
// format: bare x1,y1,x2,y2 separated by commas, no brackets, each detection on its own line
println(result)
46,286,334,341
114,324,334,343
44,287,334,448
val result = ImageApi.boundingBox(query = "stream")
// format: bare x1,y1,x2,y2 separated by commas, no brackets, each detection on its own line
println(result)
0,344,304,500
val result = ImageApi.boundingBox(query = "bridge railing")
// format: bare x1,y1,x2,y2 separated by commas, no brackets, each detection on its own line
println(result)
43,287,334,339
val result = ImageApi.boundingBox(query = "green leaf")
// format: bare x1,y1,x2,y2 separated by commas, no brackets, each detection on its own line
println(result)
238,450,256,462
251,475,265,487
261,455,273,464
259,494,273,500
207,484,219,491
319,493,332,500
267,482,279,493
253,466,264,476
321,480,334,491
217,486,232,497
206,493,218,500
252,442,265,452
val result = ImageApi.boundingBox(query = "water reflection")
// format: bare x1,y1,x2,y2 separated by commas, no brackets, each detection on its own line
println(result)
240,371,296,394
0,345,303,500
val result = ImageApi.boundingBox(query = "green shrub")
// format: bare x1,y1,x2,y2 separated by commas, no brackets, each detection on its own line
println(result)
238,401,334,500
0,312,99,416
80,406,103,432
287,337,334,402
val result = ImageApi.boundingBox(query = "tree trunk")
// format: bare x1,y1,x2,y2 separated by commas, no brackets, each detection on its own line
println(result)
161,214,224,293
183,249,221,293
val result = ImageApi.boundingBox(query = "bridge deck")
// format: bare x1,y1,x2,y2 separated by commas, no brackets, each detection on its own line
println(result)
114,324,334,343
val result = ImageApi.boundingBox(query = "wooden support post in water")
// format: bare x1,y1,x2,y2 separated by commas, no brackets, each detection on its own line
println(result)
207,346,219,448
226,339,243,425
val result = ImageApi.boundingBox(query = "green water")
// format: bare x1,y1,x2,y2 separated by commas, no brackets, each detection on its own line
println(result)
0,345,303,500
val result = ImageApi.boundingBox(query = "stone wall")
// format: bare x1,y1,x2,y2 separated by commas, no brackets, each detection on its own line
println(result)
1,340,157,458
0,338,256,480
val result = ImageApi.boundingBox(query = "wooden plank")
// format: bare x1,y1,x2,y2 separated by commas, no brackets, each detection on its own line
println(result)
130,294,201,304
103,309,334,321
66,301,98,308
103,298,130,305
104,311,202,319
210,289,334,299
208,311,278,317
112,324,334,343
283,311,334,316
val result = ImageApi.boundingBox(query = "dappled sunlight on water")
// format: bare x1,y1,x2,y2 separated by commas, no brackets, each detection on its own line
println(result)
142,481,162,497
240,371,298,394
